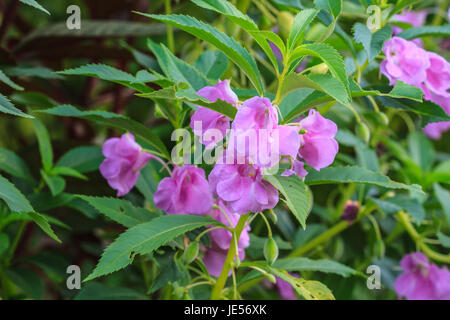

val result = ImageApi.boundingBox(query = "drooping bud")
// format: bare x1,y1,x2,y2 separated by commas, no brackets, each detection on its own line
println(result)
355,122,371,144
264,238,279,266
278,11,294,39
310,63,329,74
376,112,389,126
183,241,199,265
341,200,360,223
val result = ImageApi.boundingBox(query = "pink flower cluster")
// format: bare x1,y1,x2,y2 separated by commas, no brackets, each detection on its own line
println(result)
381,36,450,139
98,79,339,278
394,252,450,300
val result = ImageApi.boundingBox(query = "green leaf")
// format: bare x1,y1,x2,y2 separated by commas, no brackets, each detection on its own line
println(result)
0,233,10,256
437,232,450,248
191,0,280,72
138,13,264,94
75,282,146,300
3,66,63,80
314,0,342,19
0,93,33,118
371,195,425,224
85,215,223,281
428,161,450,185
138,85,237,119
32,118,53,171
434,184,450,229
41,170,65,196
264,174,312,229
0,174,33,212
0,70,24,91
407,132,435,172
289,43,349,92
147,39,209,92
26,211,61,243
398,25,450,40
193,50,229,80
19,0,50,15
6,268,44,300
51,167,87,180
0,148,33,182
305,166,424,194
58,64,152,93
280,72,350,106
287,9,319,50
37,105,170,159
78,196,156,228
55,146,103,174
273,257,360,277
353,23,392,62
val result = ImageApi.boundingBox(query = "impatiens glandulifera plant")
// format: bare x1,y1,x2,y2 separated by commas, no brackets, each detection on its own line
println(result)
0,0,449,300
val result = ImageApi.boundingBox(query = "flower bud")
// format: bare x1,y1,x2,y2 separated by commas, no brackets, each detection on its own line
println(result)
264,238,279,266
278,11,294,39
266,274,277,284
376,112,389,126
310,63,329,74
374,240,385,259
355,122,371,144
183,241,199,265
341,200,360,223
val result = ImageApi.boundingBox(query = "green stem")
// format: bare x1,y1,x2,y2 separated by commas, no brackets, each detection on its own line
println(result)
5,221,27,267
165,0,174,52
288,205,377,257
210,213,250,300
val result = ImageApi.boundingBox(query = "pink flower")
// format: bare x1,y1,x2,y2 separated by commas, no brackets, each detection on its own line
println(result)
423,121,450,140
99,133,153,197
423,52,450,99
394,252,450,300
380,37,430,87
190,79,238,149
282,159,308,178
154,165,213,215
203,201,250,277
209,161,279,214
275,276,297,300
231,96,301,167
298,109,339,171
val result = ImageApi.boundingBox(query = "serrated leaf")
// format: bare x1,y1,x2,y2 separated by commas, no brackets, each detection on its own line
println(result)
55,146,103,174
0,148,33,182
305,166,424,194
147,39,209,92
264,174,312,229
274,257,359,277
398,25,450,40
78,195,156,228
0,93,33,118
193,50,229,80
0,174,33,213
353,23,392,62
19,0,50,15
26,211,61,243
289,43,349,92
280,72,350,106
287,9,319,50
0,70,24,91
371,195,425,224
138,13,264,94
36,105,170,159
314,0,342,19
41,170,65,196
58,64,152,93
32,118,53,171
85,215,223,281
51,167,87,180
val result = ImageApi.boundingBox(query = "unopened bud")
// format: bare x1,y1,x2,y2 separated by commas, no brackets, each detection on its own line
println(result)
278,11,294,39
341,200,360,223
183,241,199,265
355,122,371,144
376,112,389,126
310,63,329,74
264,238,279,266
